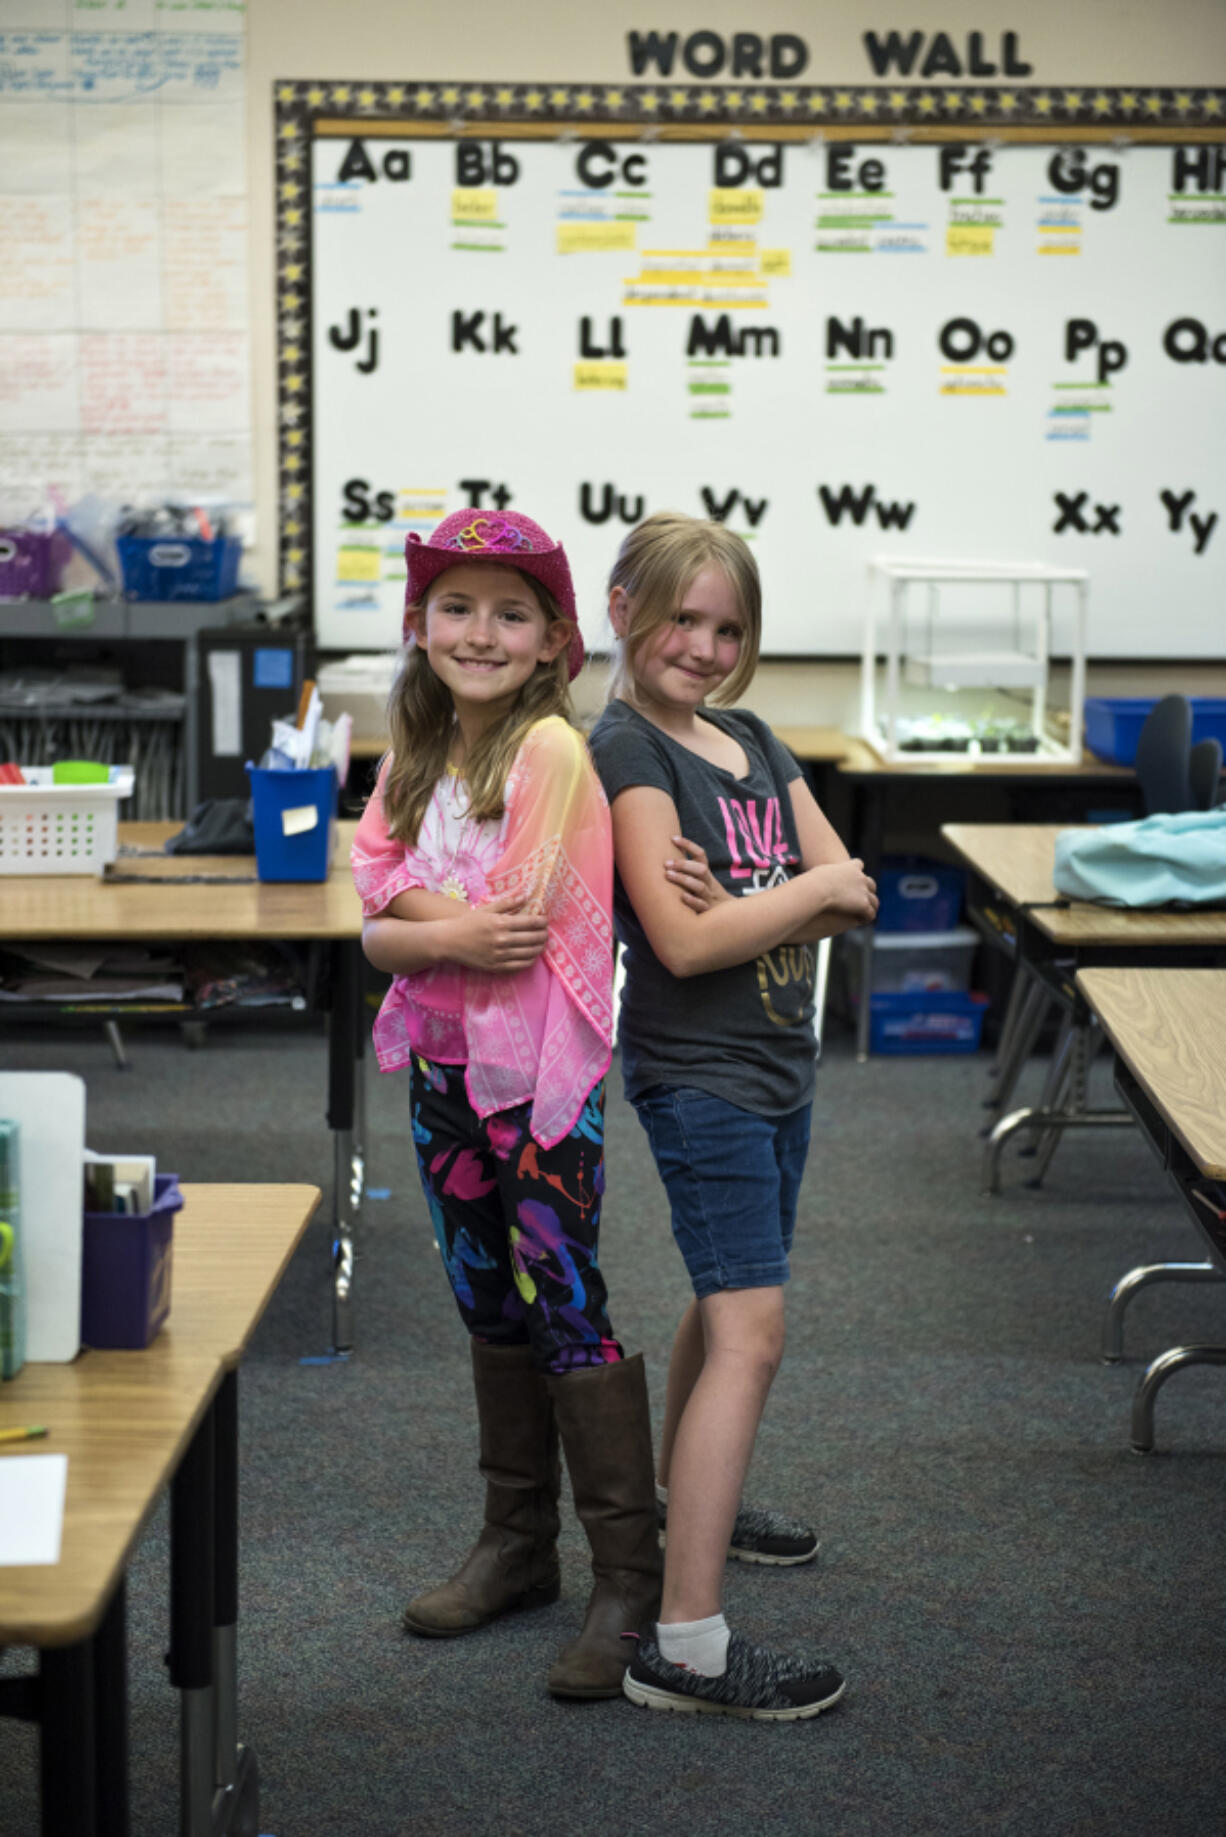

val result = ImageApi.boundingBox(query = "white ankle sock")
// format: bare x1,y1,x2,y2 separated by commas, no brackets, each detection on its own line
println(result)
657,1613,730,1677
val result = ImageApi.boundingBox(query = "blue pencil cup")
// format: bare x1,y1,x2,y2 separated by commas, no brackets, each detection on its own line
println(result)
247,765,338,882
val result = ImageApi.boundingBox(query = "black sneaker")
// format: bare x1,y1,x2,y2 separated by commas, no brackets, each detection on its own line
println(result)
623,1630,845,1721
656,1498,819,1567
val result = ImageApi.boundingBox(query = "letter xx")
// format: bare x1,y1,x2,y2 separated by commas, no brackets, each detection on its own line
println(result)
1053,492,1121,536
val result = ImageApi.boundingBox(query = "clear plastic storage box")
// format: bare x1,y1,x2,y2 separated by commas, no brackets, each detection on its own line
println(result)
870,926,979,993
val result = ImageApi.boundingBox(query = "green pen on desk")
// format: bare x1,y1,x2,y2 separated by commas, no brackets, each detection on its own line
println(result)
0,1424,47,1445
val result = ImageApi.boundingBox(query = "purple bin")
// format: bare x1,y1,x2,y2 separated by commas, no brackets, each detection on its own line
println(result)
0,528,72,600
81,1174,183,1350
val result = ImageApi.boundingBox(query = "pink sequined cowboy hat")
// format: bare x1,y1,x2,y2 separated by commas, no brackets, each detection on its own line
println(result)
403,509,584,680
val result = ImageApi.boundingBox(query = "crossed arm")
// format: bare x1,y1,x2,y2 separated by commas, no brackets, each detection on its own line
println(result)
362,887,548,977
611,776,879,981
360,776,877,983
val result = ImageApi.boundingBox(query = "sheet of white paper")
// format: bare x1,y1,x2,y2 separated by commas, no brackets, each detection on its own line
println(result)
208,649,241,757
0,1453,68,1566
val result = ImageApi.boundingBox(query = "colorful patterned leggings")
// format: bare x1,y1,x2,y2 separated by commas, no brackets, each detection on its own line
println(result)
409,1056,623,1375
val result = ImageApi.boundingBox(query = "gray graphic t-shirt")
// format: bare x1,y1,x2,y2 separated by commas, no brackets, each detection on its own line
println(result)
588,700,817,1117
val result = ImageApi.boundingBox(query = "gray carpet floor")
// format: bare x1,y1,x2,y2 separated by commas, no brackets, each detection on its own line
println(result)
2,1015,1224,1837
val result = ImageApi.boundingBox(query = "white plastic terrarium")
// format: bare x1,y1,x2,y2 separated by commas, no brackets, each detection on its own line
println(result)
860,557,1088,763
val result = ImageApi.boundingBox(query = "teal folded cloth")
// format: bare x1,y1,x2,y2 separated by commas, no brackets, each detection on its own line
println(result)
1053,808,1226,907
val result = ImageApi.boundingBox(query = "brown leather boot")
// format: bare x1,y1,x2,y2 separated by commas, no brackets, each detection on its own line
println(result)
403,1342,561,1636
545,1353,663,1698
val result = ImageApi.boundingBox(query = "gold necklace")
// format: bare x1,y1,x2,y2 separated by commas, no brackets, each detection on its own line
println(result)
439,767,472,901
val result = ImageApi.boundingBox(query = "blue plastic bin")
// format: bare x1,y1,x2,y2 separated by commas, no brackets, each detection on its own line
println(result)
870,991,989,1055
247,765,338,882
1084,697,1226,768
81,1174,182,1350
875,858,965,932
117,534,241,601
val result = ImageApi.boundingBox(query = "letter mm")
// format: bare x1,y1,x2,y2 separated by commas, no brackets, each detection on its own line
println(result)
687,314,780,359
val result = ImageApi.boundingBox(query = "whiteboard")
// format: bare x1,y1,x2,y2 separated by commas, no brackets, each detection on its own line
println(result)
311,135,1225,658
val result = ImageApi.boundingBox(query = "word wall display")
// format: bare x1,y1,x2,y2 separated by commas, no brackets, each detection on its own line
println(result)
304,126,1225,657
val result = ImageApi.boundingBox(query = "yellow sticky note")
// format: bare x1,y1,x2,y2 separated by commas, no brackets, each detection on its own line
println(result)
574,362,628,391
452,188,498,223
759,248,791,277
557,221,637,254
336,546,381,583
281,805,319,837
709,189,764,226
946,224,995,256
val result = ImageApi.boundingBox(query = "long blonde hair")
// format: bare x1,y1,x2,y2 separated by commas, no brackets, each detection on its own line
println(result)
381,570,574,845
607,511,762,708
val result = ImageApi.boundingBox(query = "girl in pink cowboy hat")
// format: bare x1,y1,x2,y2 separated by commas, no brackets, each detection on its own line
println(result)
352,508,660,1699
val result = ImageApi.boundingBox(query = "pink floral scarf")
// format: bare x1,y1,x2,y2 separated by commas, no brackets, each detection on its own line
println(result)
351,717,613,1148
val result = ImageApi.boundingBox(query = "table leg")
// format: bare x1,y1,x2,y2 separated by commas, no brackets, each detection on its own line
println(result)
982,1007,1133,1193
853,781,886,1062
212,1368,262,1836
40,1635,96,1837
170,1403,215,1837
213,1370,239,1793
327,937,363,1354
93,1577,129,1837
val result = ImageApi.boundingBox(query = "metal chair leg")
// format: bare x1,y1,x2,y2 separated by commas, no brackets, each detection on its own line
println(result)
1131,1345,1226,1452
102,1019,128,1070
1102,1261,1222,1362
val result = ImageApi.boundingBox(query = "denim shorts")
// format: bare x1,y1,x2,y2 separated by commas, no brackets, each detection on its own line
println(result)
632,1085,812,1300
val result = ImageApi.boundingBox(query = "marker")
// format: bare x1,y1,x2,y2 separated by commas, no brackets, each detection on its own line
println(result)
0,1425,48,1445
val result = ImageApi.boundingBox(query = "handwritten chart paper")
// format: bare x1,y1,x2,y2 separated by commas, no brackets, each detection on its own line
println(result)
0,1,252,515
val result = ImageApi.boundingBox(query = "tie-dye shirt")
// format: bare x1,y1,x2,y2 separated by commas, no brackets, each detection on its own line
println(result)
351,716,614,1149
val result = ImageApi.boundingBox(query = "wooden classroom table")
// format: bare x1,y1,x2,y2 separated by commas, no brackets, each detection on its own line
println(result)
940,824,1226,1191
835,749,1137,1056
0,822,365,1352
0,1182,319,1837
1075,968,1226,1451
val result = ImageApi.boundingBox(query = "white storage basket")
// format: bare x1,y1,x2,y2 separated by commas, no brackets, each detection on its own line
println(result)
0,767,135,876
